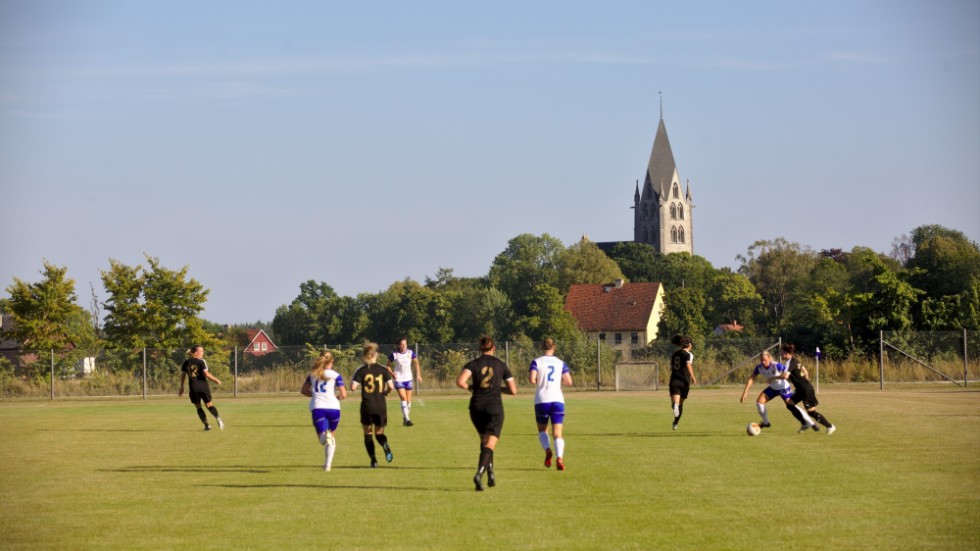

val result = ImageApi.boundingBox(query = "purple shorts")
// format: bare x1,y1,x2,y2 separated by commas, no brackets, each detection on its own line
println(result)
394,380,414,391
312,409,341,433
534,402,566,425
762,387,793,401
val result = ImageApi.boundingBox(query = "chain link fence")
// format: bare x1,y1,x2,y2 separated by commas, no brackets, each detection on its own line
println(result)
1,331,976,399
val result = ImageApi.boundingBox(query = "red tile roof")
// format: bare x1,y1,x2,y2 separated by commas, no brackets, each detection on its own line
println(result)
564,282,662,332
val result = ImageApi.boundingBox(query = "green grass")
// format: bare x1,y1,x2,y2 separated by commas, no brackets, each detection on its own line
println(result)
1,387,978,550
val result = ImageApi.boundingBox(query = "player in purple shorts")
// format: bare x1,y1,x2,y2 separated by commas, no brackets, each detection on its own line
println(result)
740,350,816,431
387,339,422,426
529,337,572,471
300,351,347,471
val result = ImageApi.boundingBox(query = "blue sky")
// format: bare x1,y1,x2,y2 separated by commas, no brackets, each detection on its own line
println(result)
2,1,978,325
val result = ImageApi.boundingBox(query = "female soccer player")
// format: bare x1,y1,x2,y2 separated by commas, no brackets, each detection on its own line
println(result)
781,343,836,434
178,345,224,431
529,337,572,471
740,350,815,431
456,336,517,491
668,335,697,430
300,351,348,471
387,338,422,426
350,342,395,468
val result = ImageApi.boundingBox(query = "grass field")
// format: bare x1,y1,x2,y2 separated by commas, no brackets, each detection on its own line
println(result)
1,386,978,550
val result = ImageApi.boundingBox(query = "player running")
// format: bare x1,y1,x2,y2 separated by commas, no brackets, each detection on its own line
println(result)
351,342,395,468
529,337,572,471
781,343,836,434
387,338,422,426
300,351,347,471
178,345,224,431
668,335,697,430
457,336,517,491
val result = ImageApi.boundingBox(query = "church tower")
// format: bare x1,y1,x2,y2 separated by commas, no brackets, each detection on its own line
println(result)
633,114,694,255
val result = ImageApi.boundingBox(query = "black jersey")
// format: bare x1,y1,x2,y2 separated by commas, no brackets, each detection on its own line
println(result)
786,357,813,392
352,363,392,414
181,358,210,391
670,349,693,384
462,354,513,410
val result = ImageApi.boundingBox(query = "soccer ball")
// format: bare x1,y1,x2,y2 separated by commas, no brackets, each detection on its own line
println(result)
746,422,761,436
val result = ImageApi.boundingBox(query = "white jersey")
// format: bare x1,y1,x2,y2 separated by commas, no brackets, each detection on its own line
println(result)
753,361,790,391
388,349,416,382
529,355,569,405
306,371,344,410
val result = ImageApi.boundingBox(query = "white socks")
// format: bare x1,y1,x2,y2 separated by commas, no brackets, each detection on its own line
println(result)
756,403,770,424
555,438,565,458
538,431,551,451
401,400,411,421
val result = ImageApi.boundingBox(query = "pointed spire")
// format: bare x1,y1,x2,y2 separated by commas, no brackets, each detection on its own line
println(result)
659,91,663,120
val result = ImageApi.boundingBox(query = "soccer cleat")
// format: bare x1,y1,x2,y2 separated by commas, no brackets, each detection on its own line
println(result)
827,425,837,435
544,448,553,468
473,473,484,492
204,424,211,431
383,443,393,463
404,419,414,427
797,425,808,434
487,467,496,487
370,459,378,468
217,418,224,430
760,422,771,429
811,424,820,432
556,458,565,471
672,422,678,431
323,463,330,472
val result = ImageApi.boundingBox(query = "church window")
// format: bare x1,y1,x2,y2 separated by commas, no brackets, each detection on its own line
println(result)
679,205,684,220
672,183,679,199
643,227,649,242
670,227,678,243
643,204,648,219
679,226,685,243
670,204,677,220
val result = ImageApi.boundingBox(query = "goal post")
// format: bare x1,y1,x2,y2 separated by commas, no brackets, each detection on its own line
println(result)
614,361,660,391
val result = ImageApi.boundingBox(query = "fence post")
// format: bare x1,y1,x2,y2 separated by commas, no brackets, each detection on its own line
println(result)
415,342,421,397
596,336,601,391
505,341,509,367
234,346,239,398
879,330,885,390
50,349,54,400
964,329,969,387
142,348,147,400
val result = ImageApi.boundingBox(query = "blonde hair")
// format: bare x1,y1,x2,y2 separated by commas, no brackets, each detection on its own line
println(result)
362,341,379,362
186,345,203,357
311,351,334,381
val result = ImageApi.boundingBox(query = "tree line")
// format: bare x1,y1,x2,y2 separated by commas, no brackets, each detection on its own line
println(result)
2,224,978,361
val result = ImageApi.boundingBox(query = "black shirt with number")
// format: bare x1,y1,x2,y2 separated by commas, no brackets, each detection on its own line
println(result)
351,363,392,415
670,350,693,385
181,358,211,392
463,354,513,411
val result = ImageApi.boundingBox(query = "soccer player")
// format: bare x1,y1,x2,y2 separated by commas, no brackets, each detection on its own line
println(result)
300,351,348,471
529,337,572,471
781,343,836,434
387,338,422,426
740,350,816,431
178,345,224,431
350,342,395,468
668,335,697,430
456,336,517,491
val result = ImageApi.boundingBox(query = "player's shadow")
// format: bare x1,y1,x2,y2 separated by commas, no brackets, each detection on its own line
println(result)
105,465,311,474
203,483,462,492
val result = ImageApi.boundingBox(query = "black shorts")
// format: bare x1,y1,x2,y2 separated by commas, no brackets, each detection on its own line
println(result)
360,408,387,428
790,388,818,408
469,405,505,437
669,380,690,400
188,387,212,405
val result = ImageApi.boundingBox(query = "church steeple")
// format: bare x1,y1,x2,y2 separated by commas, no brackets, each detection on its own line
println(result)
632,105,693,256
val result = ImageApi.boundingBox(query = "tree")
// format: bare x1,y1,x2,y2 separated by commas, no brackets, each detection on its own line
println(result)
905,225,980,329
608,242,660,282
705,269,763,334
846,247,923,349
512,283,579,342
488,233,565,306
737,238,819,334
1,261,92,351
557,237,625,292
657,286,708,339
368,279,453,343
101,255,218,350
